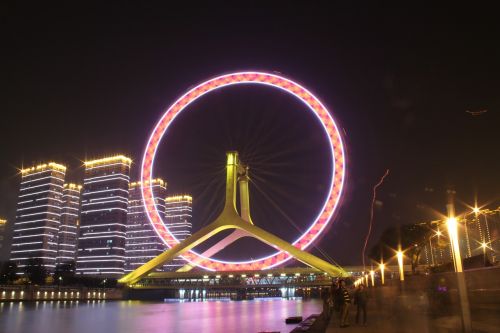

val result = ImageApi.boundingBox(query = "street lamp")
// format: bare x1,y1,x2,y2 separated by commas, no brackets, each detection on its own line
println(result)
369,270,375,287
396,250,404,281
481,242,488,266
446,216,472,333
446,217,463,272
379,263,385,285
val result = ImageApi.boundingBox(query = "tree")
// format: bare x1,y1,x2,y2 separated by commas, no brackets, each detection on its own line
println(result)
369,223,429,273
0,261,18,284
24,258,47,285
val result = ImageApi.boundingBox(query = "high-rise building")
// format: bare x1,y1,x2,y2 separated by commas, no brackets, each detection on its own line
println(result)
460,212,499,263
164,195,193,271
0,219,6,251
125,179,167,272
421,224,453,267
56,183,82,266
11,162,66,272
420,210,500,266
76,155,131,276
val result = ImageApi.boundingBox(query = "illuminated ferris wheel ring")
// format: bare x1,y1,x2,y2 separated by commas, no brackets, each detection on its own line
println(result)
141,71,345,271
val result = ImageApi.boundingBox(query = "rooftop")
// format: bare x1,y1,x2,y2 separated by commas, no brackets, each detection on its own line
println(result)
84,155,132,167
21,162,67,175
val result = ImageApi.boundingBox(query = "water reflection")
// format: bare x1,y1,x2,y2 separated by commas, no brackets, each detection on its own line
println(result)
0,298,321,333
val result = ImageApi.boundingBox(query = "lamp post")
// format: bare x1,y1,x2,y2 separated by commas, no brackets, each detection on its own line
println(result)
446,217,463,272
446,216,472,333
396,250,404,281
481,242,487,267
369,270,375,287
379,263,385,285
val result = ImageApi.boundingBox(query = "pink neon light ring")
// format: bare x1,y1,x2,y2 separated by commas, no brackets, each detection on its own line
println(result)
142,71,345,271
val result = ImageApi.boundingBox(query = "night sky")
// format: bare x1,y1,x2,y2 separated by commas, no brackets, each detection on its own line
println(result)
1,4,499,265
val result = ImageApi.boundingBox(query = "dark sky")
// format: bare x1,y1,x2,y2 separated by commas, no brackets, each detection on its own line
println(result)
1,4,499,265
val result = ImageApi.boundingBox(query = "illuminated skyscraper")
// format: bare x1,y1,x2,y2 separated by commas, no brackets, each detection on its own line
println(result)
164,195,193,271
125,179,167,272
421,228,452,266
56,183,82,266
76,155,131,276
11,162,66,272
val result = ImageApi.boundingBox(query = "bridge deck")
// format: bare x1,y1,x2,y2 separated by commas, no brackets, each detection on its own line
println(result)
127,265,411,289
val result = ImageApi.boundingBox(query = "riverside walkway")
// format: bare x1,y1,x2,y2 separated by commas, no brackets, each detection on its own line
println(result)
325,270,500,333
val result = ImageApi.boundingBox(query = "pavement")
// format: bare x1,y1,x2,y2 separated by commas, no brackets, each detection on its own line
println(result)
325,288,500,333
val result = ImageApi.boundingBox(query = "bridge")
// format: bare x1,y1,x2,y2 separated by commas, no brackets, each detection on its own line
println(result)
123,265,412,300
125,265,410,290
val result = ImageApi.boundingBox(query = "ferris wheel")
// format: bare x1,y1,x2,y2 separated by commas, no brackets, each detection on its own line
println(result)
120,71,346,284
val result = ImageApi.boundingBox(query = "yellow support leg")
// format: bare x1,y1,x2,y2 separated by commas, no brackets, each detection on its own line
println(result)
119,151,347,286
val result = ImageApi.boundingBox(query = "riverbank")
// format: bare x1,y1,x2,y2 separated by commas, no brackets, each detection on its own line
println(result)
0,285,123,301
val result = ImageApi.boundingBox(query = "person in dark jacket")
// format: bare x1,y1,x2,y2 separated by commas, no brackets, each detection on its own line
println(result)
321,286,332,319
354,284,368,325
334,279,351,327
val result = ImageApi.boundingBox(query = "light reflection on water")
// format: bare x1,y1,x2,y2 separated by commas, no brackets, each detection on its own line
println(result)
0,298,322,333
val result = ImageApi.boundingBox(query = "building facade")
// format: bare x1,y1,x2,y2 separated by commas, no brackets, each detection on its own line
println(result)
76,155,131,276
0,219,6,252
421,224,453,267
11,162,66,273
125,179,167,272
56,183,82,266
420,210,500,266
164,195,193,271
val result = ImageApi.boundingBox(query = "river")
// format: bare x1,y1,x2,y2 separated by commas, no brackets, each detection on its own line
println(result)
0,298,322,333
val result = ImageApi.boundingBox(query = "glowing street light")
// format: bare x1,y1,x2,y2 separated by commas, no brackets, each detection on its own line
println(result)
481,241,488,266
447,215,472,332
396,250,404,281
446,217,463,272
369,270,375,287
379,263,385,285
473,207,480,214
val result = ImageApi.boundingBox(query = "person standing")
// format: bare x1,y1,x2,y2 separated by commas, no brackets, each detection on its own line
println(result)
321,286,332,319
335,279,351,328
354,284,368,325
